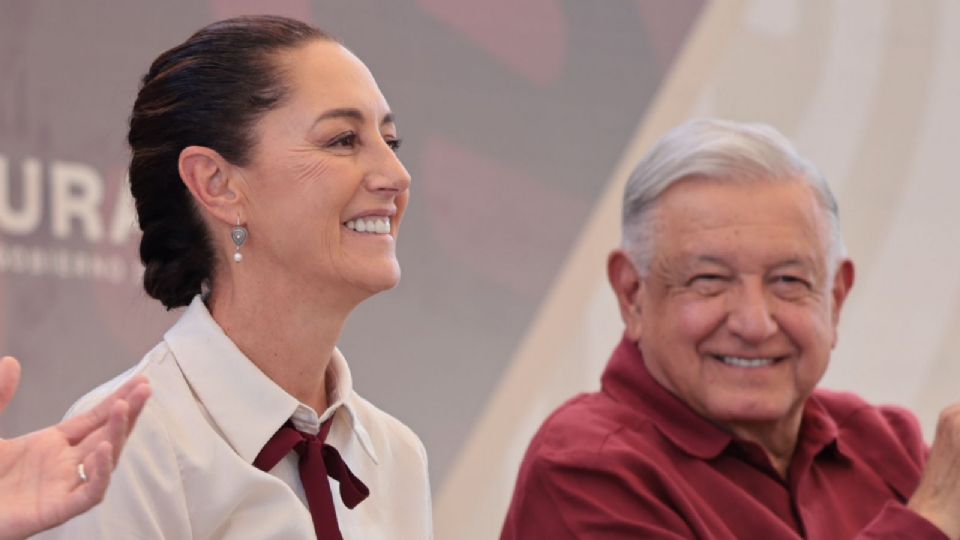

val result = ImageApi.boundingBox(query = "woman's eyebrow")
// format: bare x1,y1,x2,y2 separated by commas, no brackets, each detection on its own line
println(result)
310,108,396,127
312,107,364,126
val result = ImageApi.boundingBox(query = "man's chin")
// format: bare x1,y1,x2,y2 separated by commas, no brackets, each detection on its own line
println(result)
705,399,799,429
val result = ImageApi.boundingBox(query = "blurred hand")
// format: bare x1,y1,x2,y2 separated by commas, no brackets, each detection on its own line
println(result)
908,403,960,540
0,356,151,540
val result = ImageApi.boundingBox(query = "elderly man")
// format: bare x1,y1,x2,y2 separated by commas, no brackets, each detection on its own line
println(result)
501,119,960,539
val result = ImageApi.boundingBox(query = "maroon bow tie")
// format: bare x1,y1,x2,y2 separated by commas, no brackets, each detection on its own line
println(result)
254,419,370,540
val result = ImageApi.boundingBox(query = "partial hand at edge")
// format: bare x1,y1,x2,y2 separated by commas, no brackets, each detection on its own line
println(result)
908,403,960,540
0,356,152,540
0,356,21,414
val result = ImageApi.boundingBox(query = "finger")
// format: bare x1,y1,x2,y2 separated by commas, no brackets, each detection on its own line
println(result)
73,400,128,459
58,442,113,526
105,399,130,464
122,382,152,433
90,384,150,463
0,356,21,414
110,375,150,402
59,376,149,442
58,399,113,444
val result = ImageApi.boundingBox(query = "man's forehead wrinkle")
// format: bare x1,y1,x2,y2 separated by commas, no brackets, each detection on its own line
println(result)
657,241,825,276
648,254,680,283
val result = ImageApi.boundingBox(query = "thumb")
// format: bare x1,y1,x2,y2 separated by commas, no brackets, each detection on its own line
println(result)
0,356,22,414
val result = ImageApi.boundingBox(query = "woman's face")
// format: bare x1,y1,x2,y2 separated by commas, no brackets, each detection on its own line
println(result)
237,40,411,299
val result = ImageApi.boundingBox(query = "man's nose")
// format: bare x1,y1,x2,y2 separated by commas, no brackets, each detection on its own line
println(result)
725,281,778,343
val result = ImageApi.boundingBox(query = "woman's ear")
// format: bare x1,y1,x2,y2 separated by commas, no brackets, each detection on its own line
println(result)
178,146,245,225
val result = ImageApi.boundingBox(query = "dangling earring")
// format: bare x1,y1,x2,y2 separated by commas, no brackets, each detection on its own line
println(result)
231,215,248,263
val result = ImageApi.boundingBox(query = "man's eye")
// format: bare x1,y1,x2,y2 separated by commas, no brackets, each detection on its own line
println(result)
771,275,812,297
773,275,809,287
689,274,729,295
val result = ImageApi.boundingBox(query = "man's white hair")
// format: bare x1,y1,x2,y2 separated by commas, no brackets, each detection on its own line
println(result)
621,118,846,274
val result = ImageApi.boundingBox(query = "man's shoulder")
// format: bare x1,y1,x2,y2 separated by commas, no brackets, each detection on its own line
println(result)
813,388,923,438
524,389,662,465
812,387,927,474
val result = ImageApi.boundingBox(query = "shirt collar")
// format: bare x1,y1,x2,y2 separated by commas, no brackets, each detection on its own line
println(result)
316,347,380,464
164,296,379,465
798,393,847,462
600,335,844,462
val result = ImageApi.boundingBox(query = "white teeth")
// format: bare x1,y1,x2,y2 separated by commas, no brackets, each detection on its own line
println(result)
344,217,391,234
720,356,775,368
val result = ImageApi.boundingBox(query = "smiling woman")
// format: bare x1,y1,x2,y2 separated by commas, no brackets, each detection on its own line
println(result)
37,15,431,540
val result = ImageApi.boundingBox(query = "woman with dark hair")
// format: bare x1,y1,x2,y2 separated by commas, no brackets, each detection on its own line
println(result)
40,15,432,539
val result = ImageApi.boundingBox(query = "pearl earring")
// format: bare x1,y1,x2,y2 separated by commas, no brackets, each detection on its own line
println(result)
231,216,248,263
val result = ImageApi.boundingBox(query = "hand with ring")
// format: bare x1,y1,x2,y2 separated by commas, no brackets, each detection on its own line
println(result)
0,356,152,540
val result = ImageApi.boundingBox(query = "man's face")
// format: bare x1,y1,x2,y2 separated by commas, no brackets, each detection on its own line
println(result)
628,178,852,431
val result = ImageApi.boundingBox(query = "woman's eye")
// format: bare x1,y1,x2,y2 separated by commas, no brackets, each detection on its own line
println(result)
329,133,357,148
386,138,403,152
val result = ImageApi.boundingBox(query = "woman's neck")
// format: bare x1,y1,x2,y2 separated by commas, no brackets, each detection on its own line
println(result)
207,270,359,414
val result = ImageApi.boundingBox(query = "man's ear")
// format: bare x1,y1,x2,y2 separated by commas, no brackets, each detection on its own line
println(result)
178,145,244,226
608,249,644,341
830,258,855,347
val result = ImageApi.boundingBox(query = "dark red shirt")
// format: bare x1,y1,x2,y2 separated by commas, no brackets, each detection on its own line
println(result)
501,337,946,539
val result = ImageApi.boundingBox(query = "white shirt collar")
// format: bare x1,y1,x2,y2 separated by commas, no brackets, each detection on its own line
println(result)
163,296,379,465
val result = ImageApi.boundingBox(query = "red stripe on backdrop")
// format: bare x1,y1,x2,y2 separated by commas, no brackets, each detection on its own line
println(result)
634,0,706,69
418,136,586,296
416,0,567,87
